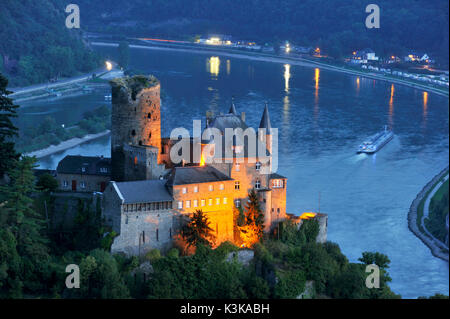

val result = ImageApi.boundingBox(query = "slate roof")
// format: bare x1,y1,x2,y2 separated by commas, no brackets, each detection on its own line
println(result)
259,103,272,129
113,179,173,204
206,113,248,133
56,155,111,176
270,173,287,179
167,165,233,186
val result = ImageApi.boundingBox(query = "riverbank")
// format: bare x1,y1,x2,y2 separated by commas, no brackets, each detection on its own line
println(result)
24,130,110,159
9,68,123,103
92,41,449,98
408,167,449,262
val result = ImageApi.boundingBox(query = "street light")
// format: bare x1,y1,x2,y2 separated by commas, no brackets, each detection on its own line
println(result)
105,61,113,71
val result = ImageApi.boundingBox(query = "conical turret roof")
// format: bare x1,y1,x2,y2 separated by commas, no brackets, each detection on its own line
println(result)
229,98,238,115
259,103,272,130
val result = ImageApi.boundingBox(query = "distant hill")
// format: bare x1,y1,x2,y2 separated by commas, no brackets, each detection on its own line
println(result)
0,0,101,87
77,0,449,67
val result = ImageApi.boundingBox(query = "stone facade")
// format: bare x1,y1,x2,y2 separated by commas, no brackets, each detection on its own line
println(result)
103,181,179,256
111,76,162,181
57,173,110,192
172,179,235,246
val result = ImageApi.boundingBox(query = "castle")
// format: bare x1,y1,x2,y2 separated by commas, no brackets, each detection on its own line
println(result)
97,75,326,256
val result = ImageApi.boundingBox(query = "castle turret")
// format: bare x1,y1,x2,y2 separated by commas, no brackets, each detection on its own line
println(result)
229,98,238,115
110,75,162,181
259,103,272,155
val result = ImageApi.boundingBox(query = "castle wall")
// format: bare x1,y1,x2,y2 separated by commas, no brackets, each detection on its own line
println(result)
111,76,162,181
270,177,287,223
172,180,235,245
103,182,178,256
57,173,110,192
210,159,270,207
111,208,176,256
123,144,167,181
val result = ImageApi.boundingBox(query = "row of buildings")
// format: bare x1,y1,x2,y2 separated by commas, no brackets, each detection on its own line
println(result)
49,75,327,256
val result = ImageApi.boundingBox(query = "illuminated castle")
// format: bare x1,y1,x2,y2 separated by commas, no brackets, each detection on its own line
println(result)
103,75,325,256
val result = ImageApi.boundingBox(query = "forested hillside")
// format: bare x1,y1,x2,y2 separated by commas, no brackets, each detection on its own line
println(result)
0,0,101,86
77,0,449,64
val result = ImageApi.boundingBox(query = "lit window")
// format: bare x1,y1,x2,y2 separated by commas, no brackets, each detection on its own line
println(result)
193,199,198,207
178,201,183,209
201,199,206,207
186,200,191,208
235,163,240,172
235,181,240,190
219,183,224,190
182,187,187,194
209,184,214,191
80,181,86,189
255,180,261,189
208,198,213,206
223,197,228,204
234,200,241,208
194,186,199,193
256,162,261,170
272,179,284,188
216,197,220,205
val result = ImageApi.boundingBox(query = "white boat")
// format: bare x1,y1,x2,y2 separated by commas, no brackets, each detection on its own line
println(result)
357,126,394,154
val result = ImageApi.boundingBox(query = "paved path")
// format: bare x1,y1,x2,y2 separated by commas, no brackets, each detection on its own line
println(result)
9,67,107,96
421,174,449,250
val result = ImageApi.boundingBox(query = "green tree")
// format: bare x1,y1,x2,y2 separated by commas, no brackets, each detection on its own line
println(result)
181,210,215,248
36,173,58,193
242,189,265,239
71,249,130,298
0,156,50,294
0,74,19,178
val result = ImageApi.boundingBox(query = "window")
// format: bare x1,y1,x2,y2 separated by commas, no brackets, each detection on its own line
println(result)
194,186,199,193
235,181,240,190
80,181,86,189
81,167,86,173
223,197,228,204
186,200,191,208
100,167,108,173
216,197,220,205
219,183,224,190
182,187,187,194
63,180,68,188
201,199,206,207
277,208,280,213
178,201,183,209
234,200,241,208
255,180,261,189
256,162,261,171
235,163,240,172
156,228,159,241
142,231,145,243
272,179,284,188
193,199,198,207
209,184,214,191
208,198,213,206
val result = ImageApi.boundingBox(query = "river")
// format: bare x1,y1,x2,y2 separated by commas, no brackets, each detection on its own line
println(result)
19,45,449,298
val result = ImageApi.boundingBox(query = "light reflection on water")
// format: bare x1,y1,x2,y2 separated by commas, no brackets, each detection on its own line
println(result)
31,46,449,298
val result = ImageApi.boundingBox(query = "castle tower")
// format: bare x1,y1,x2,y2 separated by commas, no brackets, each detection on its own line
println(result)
259,103,272,155
110,75,162,181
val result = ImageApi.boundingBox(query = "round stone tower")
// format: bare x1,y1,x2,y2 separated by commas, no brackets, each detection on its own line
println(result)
110,75,162,181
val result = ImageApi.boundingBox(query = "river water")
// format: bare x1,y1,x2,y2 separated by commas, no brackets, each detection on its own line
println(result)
18,45,449,298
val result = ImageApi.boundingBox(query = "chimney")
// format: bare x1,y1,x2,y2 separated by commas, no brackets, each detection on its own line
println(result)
241,112,246,122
